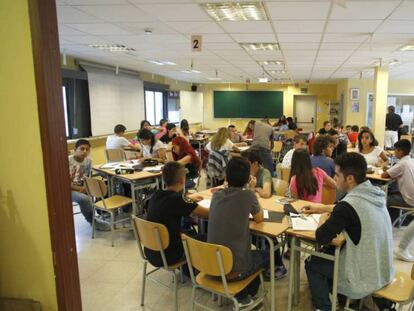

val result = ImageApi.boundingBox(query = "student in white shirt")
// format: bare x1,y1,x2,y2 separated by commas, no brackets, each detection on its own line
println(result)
106,124,140,151
382,139,414,262
357,129,388,166
280,135,307,168
137,128,167,163
205,127,240,153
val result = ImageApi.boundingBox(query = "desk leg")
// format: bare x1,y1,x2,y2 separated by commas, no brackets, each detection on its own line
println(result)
268,236,275,311
287,236,296,311
331,246,340,311
293,239,301,306
130,182,138,216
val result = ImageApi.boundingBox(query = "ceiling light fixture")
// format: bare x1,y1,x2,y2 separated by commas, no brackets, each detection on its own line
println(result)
89,44,135,52
146,60,177,66
201,2,268,22
241,43,279,51
258,60,284,66
258,77,269,83
400,44,414,51
144,28,152,35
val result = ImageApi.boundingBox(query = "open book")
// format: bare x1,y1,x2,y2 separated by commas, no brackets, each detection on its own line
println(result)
290,213,321,231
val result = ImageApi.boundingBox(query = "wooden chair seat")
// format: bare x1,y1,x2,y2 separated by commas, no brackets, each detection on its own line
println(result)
167,260,187,270
375,271,414,303
95,195,132,209
195,269,263,295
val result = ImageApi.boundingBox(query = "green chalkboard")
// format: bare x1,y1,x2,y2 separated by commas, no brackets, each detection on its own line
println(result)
213,91,283,118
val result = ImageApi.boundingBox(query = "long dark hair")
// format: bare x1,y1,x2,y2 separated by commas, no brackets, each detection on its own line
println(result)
358,129,378,151
290,149,318,198
137,128,156,153
243,120,255,135
140,120,151,129
180,119,190,136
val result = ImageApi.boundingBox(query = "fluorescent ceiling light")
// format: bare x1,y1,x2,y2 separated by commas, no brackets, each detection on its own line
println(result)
241,43,279,51
270,70,287,74
400,45,414,51
207,77,222,81
146,60,177,66
89,44,135,52
201,2,268,22
258,60,284,66
258,77,269,83
181,70,202,74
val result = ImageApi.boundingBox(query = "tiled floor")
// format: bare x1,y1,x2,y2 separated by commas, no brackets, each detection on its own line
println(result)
75,208,413,311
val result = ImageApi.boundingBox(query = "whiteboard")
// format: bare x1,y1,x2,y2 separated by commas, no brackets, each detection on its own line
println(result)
180,91,203,124
83,65,145,136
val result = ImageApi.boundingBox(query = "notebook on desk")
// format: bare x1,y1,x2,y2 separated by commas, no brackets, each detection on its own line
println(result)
290,213,321,231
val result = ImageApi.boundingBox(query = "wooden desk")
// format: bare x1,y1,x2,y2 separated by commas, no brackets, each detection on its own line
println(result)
93,164,162,215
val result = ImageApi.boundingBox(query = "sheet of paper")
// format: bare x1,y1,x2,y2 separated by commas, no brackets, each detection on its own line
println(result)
100,162,120,169
198,199,211,209
238,146,250,152
290,213,320,231
142,165,164,172
263,210,269,219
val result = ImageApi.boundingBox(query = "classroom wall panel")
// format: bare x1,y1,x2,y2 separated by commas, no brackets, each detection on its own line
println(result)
180,91,203,123
83,65,145,136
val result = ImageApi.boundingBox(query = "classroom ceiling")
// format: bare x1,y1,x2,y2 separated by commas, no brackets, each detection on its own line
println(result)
57,0,414,84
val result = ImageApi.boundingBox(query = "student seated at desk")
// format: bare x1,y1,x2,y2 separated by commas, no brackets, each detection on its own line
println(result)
140,120,152,130
382,139,414,262
328,129,347,159
357,129,388,166
241,149,273,198
155,118,168,139
303,153,394,311
287,117,297,130
347,125,359,147
228,124,247,144
70,139,110,231
311,135,336,177
281,135,308,169
178,119,192,141
243,120,255,139
289,149,336,203
144,162,209,267
207,157,269,308
136,128,167,163
317,121,332,136
160,123,177,144
106,124,140,151
206,127,240,153
170,136,201,189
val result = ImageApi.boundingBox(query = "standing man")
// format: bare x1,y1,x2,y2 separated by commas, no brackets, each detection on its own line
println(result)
251,118,274,176
385,106,403,149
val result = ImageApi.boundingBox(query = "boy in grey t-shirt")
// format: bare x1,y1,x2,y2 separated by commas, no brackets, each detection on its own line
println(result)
207,157,269,307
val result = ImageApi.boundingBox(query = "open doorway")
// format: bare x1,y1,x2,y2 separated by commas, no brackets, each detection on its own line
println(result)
294,95,317,133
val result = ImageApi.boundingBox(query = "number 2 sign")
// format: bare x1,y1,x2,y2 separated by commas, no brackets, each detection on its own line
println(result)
191,35,202,52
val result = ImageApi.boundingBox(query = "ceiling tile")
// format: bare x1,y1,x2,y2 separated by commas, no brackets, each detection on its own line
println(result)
389,1,414,20
201,34,234,43
377,20,414,34
57,5,102,23
58,24,88,36
115,22,177,34
327,20,382,33
220,21,273,34
75,5,154,22
63,0,129,4
320,42,361,50
323,33,370,42
273,20,325,33
278,33,322,43
281,42,319,50
330,1,400,20
232,33,276,43
204,42,241,50
135,4,210,21
166,21,224,34
62,35,115,45
67,23,131,35
266,1,330,20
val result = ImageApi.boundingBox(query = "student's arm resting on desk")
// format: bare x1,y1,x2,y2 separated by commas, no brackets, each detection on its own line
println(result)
192,206,209,218
255,181,272,198
315,201,361,245
323,174,337,189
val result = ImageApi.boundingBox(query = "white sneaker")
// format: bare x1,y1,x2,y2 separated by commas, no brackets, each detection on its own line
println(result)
394,248,414,262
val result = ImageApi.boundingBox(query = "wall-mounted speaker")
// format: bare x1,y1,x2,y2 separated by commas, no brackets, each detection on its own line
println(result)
191,85,197,92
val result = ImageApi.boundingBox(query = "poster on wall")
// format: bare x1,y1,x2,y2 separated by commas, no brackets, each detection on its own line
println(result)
350,88,360,100
352,101,360,113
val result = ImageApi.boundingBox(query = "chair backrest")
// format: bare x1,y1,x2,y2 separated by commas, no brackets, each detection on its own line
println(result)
321,186,336,205
181,234,233,277
401,135,412,142
132,216,170,251
279,167,291,183
273,141,283,153
84,177,107,199
105,148,126,162
273,178,289,196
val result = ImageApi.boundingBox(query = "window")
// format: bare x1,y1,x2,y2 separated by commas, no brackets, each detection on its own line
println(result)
62,86,69,137
167,91,180,123
145,90,164,125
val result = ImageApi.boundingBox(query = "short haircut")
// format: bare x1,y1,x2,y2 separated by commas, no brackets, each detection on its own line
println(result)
114,124,126,134
394,139,411,155
166,123,177,131
328,129,338,136
241,149,262,165
351,125,359,132
75,139,90,149
286,117,293,123
162,162,186,186
312,135,335,156
334,152,367,184
293,134,307,144
159,118,168,126
228,124,236,129
323,121,331,126
345,125,351,129
226,157,251,187
388,106,395,113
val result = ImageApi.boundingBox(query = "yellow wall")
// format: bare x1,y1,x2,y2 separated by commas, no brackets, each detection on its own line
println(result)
199,83,337,131
0,1,58,310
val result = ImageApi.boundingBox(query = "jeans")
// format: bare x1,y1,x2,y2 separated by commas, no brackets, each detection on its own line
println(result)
253,147,274,177
387,193,414,250
387,192,412,223
72,191,93,224
230,250,269,301
305,253,334,311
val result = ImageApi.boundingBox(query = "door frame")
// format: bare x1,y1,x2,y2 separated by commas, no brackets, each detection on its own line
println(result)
293,95,317,132
29,0,82,310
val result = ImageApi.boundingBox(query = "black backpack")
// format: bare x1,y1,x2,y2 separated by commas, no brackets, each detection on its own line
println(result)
372,297,397,311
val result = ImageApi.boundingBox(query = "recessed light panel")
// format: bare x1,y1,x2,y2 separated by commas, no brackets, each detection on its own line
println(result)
146,60,177,66
400,45,414,51
241,43,279,51
89,44,135,52
201,2,268,22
